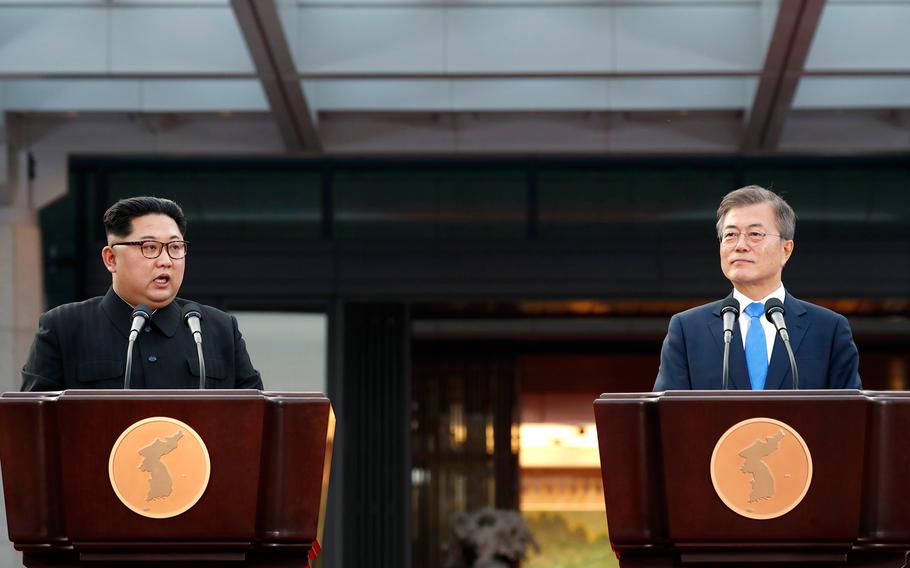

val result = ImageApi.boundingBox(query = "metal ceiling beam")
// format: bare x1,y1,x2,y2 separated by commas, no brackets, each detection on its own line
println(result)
231,0,321,153
742,0,826,152
4,69,910,81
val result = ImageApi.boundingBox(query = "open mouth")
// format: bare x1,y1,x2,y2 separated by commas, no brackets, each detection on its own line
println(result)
153,274,171,285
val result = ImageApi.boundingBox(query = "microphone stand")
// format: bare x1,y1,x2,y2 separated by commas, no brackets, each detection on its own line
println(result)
782,336,799,390
765,299,799,390
123,305,152,389
194,336,206,390
124,336,137,390
719,298,739,390
182,304,206,389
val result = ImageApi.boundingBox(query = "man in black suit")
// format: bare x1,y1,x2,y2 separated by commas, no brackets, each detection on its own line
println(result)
21,196,263,390
654,185,861,391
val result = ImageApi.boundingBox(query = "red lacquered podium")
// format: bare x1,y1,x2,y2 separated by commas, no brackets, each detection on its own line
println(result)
0,389,334,567
594,390,910,566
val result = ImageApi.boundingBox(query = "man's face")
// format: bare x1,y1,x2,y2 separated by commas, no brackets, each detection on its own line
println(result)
719,202,793,296
102,213,185,309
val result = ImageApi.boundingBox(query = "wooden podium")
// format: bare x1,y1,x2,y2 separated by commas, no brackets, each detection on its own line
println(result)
0,390,334,567
594,390,910,566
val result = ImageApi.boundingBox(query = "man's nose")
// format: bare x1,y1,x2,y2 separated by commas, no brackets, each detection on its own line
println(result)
734,234,752,250
156,250,173,267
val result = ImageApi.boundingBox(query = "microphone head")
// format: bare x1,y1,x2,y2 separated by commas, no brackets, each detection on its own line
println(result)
182,302,203,322
720,296,740,316
131,304,152,321
764,297,786,322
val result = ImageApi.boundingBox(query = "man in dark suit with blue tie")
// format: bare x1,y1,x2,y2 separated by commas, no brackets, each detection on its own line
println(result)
654,186,861,391
21,196,263,391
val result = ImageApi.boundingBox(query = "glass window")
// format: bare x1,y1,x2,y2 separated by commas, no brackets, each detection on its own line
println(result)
334,169,527,239
742,166,910,241
538,167,735,240
230,312,327,392
105,169,322,240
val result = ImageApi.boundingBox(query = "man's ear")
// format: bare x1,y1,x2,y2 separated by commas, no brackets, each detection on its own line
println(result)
782,239,794,264
102,246,117,274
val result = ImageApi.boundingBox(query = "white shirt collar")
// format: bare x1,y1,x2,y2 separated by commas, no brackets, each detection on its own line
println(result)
732,283,786,310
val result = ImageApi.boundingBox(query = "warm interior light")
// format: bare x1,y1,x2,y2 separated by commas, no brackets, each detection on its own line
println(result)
519,422,600,468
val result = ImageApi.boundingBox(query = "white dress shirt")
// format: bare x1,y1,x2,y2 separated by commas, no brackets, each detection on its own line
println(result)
733,284,785,364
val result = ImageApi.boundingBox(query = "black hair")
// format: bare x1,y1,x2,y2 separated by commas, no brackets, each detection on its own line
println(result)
103,196,187,238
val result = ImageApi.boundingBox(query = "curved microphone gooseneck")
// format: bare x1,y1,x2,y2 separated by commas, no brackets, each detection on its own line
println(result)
124,304,152,389
765,298,799,390
182,303,206,389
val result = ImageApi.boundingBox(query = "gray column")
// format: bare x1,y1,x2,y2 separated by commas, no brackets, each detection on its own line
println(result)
0,113,43,567
0,113,43,393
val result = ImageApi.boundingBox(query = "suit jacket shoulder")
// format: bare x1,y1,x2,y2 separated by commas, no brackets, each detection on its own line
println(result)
654,293,861,391
22,293,263,391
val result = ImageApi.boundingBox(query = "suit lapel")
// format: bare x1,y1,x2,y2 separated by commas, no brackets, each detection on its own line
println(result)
783,294,809,354
764,293,809,390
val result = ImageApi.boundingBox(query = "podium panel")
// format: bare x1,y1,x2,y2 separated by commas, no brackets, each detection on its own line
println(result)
594,390,910,566
0,390,334,566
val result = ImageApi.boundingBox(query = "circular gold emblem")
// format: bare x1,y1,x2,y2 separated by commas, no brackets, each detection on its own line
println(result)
710,417,812,520
109,416,211,519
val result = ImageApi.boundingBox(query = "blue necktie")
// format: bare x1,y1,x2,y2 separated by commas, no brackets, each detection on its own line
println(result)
744,302,768,390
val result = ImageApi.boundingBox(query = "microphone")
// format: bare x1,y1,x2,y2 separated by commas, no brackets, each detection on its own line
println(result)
128,305,152,342
764,298,799,390
720,297,740,391
182,303,206,389
721,297,740,344
124,304,152,390
183,303,203,344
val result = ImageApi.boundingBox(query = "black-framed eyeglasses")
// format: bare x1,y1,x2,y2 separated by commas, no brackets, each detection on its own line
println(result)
111,240,189,259
719,230,783,248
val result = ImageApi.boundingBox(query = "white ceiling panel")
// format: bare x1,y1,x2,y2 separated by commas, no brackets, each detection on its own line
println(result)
615,4,763,71
297,7,445,72
303,77,758,112
0,7,108,73
452,79,609,111
610,78,757,110
140,80,268,111
307,80,451,110
2,81,141,111
0,79,268,112
110,6,254,72
108,1,229,4
445,7,613,72
794,77,910,109
806,2,910,69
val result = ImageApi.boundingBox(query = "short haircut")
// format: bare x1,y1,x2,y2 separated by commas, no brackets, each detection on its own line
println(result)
715,185,796,240
103,196,187,238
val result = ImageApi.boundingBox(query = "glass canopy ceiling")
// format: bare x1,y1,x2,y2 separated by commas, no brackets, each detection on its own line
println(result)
0,0,907,153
